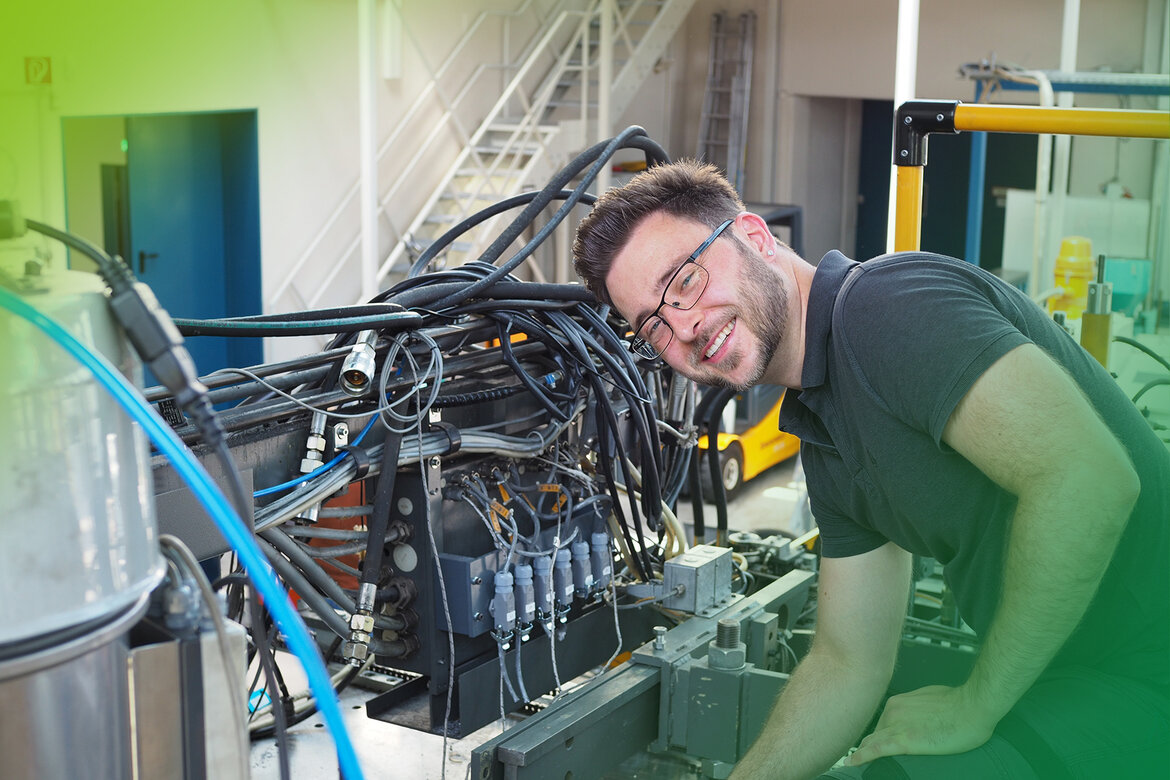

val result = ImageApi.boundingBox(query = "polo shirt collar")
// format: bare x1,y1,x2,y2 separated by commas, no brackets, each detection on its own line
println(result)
798,250,858,390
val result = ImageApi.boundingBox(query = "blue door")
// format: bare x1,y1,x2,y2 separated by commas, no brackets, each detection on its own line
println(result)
126,112,262,381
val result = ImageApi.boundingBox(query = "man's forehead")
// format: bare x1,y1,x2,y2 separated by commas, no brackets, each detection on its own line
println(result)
605,212,706,319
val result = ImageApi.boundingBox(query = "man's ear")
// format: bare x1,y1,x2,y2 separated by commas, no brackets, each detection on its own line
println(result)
733,211,776,256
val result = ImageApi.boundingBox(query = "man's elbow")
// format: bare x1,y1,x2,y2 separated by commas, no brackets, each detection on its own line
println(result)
1074,445,1140,532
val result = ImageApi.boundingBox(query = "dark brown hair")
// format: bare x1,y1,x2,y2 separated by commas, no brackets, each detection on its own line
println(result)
572,160,744,305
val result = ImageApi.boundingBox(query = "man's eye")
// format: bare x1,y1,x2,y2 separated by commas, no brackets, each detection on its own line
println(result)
677,270,696,292
646,318,663,336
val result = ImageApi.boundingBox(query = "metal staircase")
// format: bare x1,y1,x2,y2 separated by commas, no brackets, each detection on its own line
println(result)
268,0,694,315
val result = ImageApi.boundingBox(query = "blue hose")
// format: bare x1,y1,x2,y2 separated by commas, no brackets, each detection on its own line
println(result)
0,287,366,780
253,414,377,497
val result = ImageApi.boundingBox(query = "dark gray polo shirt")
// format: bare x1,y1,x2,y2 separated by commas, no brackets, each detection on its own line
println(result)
778,250,1169,680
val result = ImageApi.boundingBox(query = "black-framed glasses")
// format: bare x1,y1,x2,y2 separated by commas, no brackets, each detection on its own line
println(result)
629,219,733,360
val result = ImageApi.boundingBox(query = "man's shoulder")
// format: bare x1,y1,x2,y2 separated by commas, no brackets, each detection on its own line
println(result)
847,252,989,288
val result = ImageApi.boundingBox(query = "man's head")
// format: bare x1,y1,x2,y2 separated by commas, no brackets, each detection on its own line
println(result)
573,160,746,306
573,161,794,391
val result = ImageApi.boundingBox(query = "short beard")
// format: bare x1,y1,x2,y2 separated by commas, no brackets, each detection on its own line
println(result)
697,238,788,391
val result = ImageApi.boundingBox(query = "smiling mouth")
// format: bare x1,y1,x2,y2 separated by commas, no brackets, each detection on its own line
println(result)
704,319,734,360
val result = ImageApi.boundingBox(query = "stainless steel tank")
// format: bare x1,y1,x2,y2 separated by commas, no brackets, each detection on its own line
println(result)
0,266,163,778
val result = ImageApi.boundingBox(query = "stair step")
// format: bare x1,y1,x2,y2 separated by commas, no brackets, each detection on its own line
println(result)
455,168,525,178
486,122,559,135
439,191,505,202
415,238,474,253
548,100,598,109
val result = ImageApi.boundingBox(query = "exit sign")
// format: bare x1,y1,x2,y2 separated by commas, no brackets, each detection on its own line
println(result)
25,57,51,85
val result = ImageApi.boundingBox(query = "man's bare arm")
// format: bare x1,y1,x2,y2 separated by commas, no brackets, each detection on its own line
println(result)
730,542,911,779
850,343,1139,764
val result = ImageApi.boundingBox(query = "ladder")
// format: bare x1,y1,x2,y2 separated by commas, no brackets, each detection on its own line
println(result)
696,11,755,193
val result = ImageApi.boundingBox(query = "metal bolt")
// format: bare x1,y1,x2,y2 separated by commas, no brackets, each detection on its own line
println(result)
653,625,667,651
474,612,484,621
900,149,909,158
903,115,912,124
429,456,441,469
716,618,740,649
936,113,944,121
471,576,482,585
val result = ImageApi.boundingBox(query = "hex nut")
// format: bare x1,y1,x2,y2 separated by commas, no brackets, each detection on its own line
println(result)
343,642,370,661
707,640,746,671
350,613,376,632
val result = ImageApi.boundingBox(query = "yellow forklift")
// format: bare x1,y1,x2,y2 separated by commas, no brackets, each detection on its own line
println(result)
697,383,800,501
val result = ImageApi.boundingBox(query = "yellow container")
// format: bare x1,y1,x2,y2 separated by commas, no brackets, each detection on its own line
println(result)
1048,236,1095,319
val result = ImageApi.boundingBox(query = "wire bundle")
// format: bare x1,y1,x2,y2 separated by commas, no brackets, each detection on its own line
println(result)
134,127,701,763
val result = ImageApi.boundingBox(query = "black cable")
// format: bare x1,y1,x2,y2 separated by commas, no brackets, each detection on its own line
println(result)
247,590,290,778
173,310,422,337
24,218,123,279
433,384,523,407
407,189,598,277
496,317,572,422
25,216,298,775
143,347,351,402
688,387,723,543
702,387,737,546
260,528,406,633
1133,377,1170,404
255,537,410,655
555,306,665,524
1113,335,1170,374
249,641,364,741
362,430,404,593
214,303,409,324
426,126,658,312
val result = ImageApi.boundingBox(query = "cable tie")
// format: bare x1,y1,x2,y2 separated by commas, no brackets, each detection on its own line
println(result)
429,420,462,455
340,445,372,480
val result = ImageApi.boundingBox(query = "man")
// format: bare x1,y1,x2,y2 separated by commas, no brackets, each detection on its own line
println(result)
573,160,1169,778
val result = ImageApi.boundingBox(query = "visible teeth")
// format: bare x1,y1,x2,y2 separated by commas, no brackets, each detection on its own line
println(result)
705,320,734,359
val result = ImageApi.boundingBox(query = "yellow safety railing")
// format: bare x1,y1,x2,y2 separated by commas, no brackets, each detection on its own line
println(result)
893,101,1170,252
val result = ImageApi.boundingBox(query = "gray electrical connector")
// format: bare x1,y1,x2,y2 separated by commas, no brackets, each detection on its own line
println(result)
533,555,554,629
553,548,573,621
570,540,593,598
590,532,612,591
491,570,516,648
513,564,535,641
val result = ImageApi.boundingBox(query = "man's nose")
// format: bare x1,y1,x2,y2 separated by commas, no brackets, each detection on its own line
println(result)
660,302,703,343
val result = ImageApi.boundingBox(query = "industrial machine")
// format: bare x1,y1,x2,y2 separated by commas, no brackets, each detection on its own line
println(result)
0,126,974,780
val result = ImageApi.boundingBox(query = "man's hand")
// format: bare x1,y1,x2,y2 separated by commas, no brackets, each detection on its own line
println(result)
846,685,999,766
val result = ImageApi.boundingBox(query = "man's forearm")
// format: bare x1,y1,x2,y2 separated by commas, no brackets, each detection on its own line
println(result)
730,645,889,779
961,469,1137,719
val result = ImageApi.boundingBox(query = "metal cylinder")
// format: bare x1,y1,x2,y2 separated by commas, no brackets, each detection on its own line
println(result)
0,268,163,778
0,593,148,779
0,269,163,645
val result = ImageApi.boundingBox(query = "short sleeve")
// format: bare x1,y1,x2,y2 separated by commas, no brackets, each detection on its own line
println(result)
833,256,1032,446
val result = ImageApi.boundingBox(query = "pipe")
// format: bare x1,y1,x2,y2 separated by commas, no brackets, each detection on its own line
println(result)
359,0,379,302
598,0,615,193
886,0,920,253
894,166,924,252
1049,0,1081,297
951,105,1169,138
